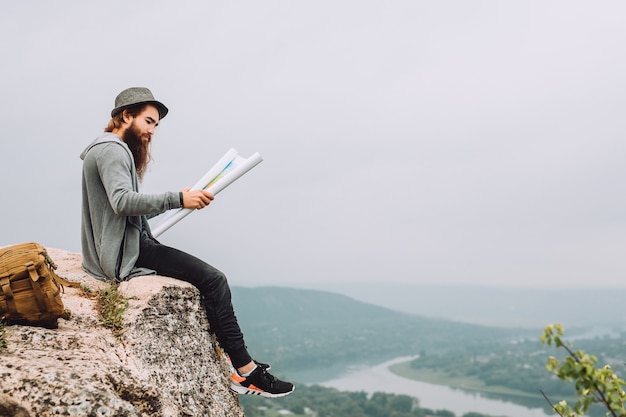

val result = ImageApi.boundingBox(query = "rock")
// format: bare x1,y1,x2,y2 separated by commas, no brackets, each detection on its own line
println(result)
0,247,244,417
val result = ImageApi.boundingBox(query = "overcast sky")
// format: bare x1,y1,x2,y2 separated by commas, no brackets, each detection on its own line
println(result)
2,1,626,289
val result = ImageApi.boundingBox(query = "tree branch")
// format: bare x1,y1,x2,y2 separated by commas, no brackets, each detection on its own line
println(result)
540,389,565,417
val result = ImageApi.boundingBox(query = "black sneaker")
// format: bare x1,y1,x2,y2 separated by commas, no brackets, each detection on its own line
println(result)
253,359,271,371
231,366,295,398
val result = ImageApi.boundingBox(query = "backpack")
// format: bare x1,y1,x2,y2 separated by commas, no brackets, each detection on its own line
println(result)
0,242,79,328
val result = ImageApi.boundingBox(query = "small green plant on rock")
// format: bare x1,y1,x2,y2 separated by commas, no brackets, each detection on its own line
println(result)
96,282,129,338
79,283,97,299
541,324,626,417
0,320,7,348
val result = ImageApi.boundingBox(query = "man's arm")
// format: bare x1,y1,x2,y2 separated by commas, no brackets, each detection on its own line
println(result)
96,143,181,216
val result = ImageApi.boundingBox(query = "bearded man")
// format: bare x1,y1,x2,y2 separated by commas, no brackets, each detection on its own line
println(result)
80,87,294,398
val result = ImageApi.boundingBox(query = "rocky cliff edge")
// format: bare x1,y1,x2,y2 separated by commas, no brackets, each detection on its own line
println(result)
0,247,244,417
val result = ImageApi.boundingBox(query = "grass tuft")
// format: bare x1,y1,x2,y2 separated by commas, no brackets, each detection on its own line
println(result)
0,320,6,348
96,282,129,338
79,283,97,299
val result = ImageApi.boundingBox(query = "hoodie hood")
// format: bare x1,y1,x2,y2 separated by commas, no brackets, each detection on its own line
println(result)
80,132,127,160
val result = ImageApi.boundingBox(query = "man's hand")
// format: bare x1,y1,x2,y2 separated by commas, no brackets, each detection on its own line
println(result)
181,188,214,209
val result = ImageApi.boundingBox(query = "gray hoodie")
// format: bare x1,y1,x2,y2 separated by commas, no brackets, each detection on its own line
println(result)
80,133,181,281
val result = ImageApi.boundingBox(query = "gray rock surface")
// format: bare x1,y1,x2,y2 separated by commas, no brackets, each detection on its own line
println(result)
0,247,244,417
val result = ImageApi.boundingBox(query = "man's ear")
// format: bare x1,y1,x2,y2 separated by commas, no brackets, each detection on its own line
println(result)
121,109,134,124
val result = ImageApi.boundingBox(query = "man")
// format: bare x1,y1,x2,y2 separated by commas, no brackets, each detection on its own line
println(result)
80,87,294,398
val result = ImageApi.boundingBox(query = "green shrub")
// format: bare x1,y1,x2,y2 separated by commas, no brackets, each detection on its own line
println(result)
96,283,128,338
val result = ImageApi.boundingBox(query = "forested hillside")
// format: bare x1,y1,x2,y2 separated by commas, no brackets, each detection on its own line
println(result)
231,286,626,417
231,286,536,378
403,330,626,412
240,384,474,417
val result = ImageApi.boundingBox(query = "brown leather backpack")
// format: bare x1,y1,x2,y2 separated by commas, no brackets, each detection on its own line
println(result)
0,242,79,328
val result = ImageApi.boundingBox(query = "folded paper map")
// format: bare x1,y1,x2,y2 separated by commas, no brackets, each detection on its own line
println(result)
149,148,263,237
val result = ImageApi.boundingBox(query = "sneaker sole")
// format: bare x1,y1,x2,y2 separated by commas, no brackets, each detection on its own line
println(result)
230,383,294,398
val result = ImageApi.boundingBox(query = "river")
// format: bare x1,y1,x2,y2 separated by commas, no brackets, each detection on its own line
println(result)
318,356,553,417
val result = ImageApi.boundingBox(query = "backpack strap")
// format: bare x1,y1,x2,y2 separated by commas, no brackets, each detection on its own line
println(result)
41,250,80,289
51,271,81,289
26,262,50,313
0,276,17,315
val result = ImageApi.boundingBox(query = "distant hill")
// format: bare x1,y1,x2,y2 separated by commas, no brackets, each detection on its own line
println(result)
230,286,536,382
298,283,626,329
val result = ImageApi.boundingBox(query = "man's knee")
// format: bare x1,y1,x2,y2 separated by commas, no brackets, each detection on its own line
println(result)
196,267,229,294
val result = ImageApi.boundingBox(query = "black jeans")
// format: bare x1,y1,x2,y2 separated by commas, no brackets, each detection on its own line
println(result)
135,232,252,368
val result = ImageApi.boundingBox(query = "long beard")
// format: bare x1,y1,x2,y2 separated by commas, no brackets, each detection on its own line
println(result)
122,123,152,181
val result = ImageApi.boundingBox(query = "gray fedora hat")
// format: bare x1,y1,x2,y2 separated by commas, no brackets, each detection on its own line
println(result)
111,87,169,119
